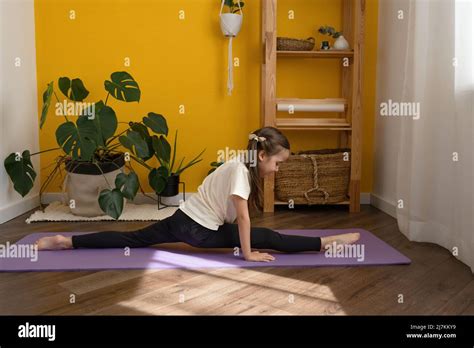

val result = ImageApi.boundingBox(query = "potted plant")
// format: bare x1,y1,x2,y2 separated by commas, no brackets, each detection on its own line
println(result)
150,128,205,197
3,71,205,219
317,25,349,50
220,0,244,37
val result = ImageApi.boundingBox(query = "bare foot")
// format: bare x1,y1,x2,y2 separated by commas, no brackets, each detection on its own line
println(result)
320,232,360,252
35,235,73,251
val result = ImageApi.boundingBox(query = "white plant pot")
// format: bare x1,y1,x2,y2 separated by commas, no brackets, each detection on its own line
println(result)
220,13,242,37
333,35,350,50
63,168,126,217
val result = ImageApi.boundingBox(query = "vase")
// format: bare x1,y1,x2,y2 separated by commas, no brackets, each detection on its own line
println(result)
333,35,350,50
220,13,242,37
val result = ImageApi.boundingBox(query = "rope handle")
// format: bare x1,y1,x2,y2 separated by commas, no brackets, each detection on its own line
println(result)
301,155,330,205
220,0,243,17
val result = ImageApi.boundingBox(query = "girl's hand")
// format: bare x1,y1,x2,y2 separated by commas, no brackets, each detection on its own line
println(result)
244,251,275,262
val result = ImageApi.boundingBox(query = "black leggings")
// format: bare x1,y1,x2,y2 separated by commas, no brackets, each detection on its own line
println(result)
72,209,322,253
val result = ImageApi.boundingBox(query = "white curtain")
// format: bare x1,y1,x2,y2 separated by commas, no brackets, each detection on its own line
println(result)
396,0,474,272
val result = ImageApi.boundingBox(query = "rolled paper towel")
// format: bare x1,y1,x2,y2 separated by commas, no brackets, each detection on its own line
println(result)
277,103,345,113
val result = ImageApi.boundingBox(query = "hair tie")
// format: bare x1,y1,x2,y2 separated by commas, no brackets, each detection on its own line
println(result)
249,133,266,143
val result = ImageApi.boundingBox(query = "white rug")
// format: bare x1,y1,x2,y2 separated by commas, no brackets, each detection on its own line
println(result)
26,201,178,223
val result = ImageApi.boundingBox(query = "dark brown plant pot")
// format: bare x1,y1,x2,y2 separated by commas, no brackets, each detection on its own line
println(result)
160,174,180,197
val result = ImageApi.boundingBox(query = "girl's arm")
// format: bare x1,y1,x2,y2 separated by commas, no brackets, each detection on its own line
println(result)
231,195,275,262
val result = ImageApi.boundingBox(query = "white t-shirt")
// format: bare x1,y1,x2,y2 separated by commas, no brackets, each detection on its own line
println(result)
179,159,251,230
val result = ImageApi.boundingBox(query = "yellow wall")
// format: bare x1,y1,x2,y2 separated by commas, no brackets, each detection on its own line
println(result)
34,0,378,194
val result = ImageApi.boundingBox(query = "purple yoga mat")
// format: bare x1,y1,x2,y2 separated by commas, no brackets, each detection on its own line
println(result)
0,229,410,272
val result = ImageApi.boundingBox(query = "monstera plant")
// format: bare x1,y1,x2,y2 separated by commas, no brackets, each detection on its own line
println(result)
3,71,205,219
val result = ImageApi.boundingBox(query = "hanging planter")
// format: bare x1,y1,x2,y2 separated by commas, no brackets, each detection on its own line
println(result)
219,0,243,95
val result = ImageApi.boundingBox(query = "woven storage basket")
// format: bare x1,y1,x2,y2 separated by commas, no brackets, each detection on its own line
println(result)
277,37,315,51
275,148,351,204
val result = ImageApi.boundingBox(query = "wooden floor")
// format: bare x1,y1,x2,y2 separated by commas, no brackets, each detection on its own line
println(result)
0,204,472,315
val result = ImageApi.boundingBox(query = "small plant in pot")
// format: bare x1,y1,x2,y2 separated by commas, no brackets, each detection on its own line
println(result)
317,25,349,50
220,0,244,37
3,71,205,219
147,128,205,198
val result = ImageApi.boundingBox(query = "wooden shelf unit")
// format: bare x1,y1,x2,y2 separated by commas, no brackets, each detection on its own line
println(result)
277,49,354,58
261,0,365,213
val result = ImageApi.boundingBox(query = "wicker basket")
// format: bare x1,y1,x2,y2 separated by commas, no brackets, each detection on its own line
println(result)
277,37,315,51
275,148,351,205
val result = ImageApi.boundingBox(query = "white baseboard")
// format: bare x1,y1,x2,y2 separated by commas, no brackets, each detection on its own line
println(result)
0,194,40,224
360,192,371,205
369,192,397,218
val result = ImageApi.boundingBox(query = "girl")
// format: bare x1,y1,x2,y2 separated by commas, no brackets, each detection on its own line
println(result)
36,127,360,262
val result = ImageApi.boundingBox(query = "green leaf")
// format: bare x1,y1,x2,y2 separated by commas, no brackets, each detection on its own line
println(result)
232,1,244,12
175,156,185,173
4,150,37,197
104,71,140,102
152,135,171,164
40,82,54,129
82,101,118,146
129,122,154,161
119,130,149,159
142,112,168,136
115,172,139,200
55,118,98,161
318,26,328,35
170,129,177,174
76,117,99,160
175,148,206,175
58,77,89,101
98,188,124,219
157,166,169,178
148,168,167,194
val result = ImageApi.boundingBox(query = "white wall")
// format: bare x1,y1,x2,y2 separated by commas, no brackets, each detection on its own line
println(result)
371,0,410,217
0,0,40,224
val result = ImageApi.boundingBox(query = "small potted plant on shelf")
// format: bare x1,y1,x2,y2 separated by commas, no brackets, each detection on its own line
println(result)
3,71,205,219
317,25,350,50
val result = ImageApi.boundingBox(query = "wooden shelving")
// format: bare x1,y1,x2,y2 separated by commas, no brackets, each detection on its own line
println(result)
277,50,354,58
276,118,351,130
261,0,366,213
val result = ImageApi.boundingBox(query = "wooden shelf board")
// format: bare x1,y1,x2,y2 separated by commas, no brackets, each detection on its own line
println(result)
276,117,351,129
276,98,347,105
277,127,352,131
274,200,350,205
277,50,354,58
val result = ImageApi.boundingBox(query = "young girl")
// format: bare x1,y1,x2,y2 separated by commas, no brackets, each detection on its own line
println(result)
36,127,360,262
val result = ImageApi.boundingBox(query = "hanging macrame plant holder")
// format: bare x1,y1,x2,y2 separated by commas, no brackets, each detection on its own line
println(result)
219,0,243,95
